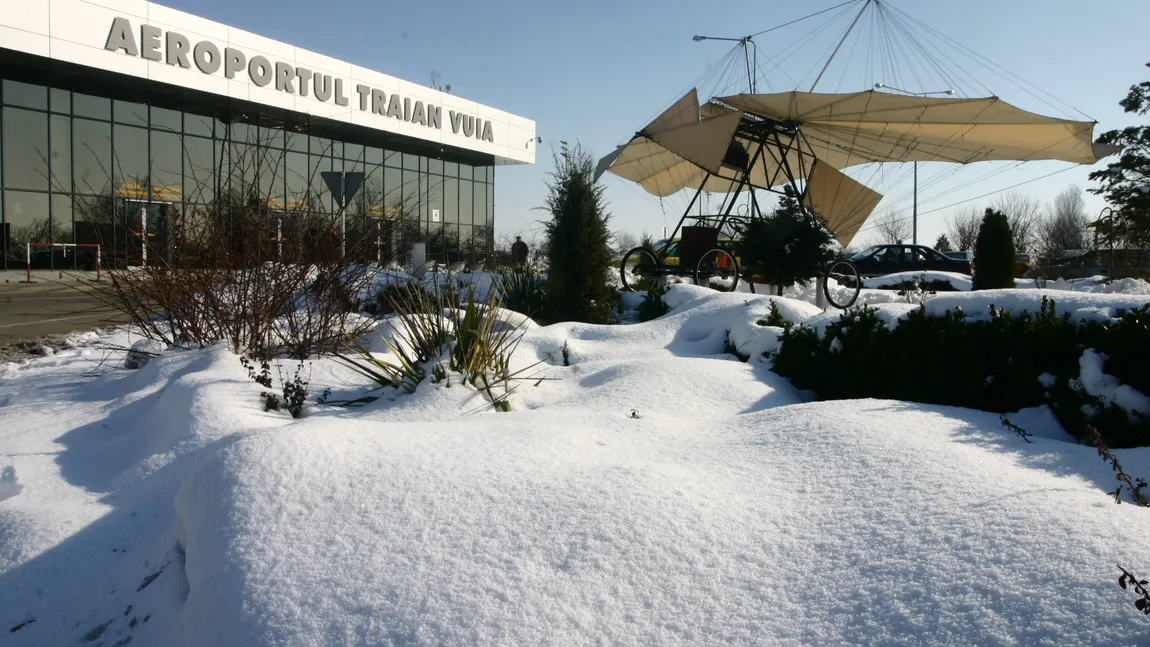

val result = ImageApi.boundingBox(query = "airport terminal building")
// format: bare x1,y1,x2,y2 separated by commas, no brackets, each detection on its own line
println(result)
0,0,536,270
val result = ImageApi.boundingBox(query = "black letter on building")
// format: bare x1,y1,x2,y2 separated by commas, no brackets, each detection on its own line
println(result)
166,31,191,68
387,94,403,120
139,25,162,61
427,105,441,129
193,41,221,74
371,89,387,115
462,115,475,137
334,79,349,107
105,17,139,56
412,101,426,126
296,68,313,97
223,47,246,79
275,62,295,93
356,85,371,111
248,57,273,87
449,110,464,134
314,75,333,102
481,120,494,142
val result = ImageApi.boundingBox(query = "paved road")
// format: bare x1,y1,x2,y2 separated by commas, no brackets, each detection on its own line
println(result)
0,280,123,342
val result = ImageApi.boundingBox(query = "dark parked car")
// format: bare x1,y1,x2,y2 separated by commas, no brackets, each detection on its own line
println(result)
849,244,973,277
944,250,974,262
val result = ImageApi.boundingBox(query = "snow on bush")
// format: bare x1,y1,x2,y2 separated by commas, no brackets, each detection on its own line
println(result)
0,466,22,502
1076,349,1150,419
123,339,166,370
922,289,1150,323
863,270,973,291
173,402,1150,647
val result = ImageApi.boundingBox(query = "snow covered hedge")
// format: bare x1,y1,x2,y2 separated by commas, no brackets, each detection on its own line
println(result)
772,297,1150,447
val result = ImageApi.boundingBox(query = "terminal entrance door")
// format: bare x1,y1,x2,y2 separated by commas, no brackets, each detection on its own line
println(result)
117,199,174,267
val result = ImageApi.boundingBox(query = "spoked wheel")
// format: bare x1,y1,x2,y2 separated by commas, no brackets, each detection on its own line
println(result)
824,259,861,309
620,246,659,291
695,248,740,292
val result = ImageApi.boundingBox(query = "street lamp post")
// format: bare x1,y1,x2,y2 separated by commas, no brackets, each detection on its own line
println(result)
874,84,955,246
692,35,757,93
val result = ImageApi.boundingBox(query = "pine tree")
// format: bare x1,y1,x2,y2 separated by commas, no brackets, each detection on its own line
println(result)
934,234,953,252
1089,61,1150,251
542,142,614,323
972,208,1016,290
737,186,834,294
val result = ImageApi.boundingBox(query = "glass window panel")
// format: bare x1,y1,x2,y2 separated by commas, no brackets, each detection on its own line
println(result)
285,152,309,206
443,176,458,224
50,88,70,114
113,125,149,189
114,100,148,126
329,140,343,160
151,107,181,132
151,130,182,201
51,194,74,244
309,135,328,156
3,80,47,110
426,173,443,227
258,146,284,204
362,165,384,216
401,170,420,216
401,153,418,170
460,224,478,260
458,164,473,181
227,121,256,145
73,118,111,195
50,115,72,192
444,161,458,178
383,166,402,213
344,143,364,163
428,158,443,175
446,223,461,262
366,146,383,165
474,182,486,230
342,156,363,173
384,150,400,168
74,94,111,121
4,191,50,249
487,186,494,230
285,129,305,152
459,179,473,226
310,155,330,209
3,108,49,190
182,136,214,203
262,125,285,150
185,111,215,137
229,142,255,194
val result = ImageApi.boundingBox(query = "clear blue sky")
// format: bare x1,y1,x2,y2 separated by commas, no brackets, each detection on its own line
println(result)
163,0,1149,248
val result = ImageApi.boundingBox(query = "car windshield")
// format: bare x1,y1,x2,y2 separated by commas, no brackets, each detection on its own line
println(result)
850,246,883,261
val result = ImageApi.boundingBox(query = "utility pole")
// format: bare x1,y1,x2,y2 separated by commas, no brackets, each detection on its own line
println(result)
874,84,956,246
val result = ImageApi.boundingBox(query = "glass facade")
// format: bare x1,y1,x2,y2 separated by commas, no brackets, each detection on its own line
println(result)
0,77,496,270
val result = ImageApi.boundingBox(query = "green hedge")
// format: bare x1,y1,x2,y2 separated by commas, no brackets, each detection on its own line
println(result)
770,298,1150,447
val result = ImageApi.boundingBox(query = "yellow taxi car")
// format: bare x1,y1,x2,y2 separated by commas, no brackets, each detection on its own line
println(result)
1014,253,1033,278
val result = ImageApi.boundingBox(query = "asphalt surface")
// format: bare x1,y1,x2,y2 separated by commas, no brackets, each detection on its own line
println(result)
0,280,123,344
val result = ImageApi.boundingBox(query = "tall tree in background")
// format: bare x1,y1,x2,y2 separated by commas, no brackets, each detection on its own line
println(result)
933,234,953,252
871,210,911,244
945,208,982,251
972,208,1016,290
542,141,614,324
1037,185,1090,262
992,192,1041,252
1090,61,1150,251
612,230,639,257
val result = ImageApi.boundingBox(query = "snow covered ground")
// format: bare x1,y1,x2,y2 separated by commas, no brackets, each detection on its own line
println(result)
3,286,1150,645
